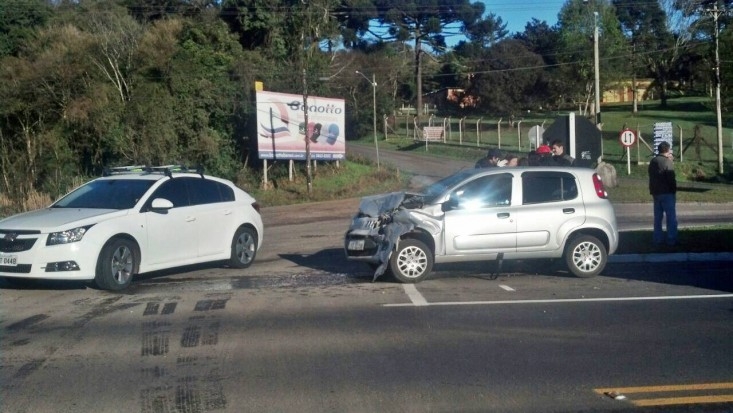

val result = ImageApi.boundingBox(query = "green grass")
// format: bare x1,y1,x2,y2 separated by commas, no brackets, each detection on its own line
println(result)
238,158,409,207
605,175,733,203
617,225,733,254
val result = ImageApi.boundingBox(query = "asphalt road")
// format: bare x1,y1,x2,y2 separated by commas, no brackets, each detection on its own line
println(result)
2,146,733,413
2,261,732,413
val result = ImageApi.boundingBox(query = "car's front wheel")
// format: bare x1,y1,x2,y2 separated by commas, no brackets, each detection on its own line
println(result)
564,235,607,278
229,226,257,268
389,238,433,283
95,238,138,291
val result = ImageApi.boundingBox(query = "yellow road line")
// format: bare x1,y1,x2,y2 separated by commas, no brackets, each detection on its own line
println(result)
634,394,733,407
594,383,733,407
595,382,733,395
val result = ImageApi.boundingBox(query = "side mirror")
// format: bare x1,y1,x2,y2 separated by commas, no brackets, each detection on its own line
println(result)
442,196,459,212
150,198,174,213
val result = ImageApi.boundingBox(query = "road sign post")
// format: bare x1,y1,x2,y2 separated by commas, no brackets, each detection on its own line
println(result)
619,129,637,175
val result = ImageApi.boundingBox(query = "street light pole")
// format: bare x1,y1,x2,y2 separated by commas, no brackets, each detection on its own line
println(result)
356,70,380,169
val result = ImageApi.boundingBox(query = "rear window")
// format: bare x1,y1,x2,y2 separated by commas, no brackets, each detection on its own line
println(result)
188,179,235,205
522,172,578,204
147,177,236,208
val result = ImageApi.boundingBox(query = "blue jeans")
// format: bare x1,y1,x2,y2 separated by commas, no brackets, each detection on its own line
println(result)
653,193,677,245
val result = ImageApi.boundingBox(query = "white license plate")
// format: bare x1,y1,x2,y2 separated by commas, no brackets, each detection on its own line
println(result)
348,239,365,251
0,255,18,266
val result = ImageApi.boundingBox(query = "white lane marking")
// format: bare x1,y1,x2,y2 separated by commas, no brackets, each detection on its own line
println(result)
499,284,515,292
403,284,428,306
384,294,733,307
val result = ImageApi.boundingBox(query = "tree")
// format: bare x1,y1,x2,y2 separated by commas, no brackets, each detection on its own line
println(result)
613,0,669,111
0,22,96,200
556,0,625,116
219,0,289,59
515,19,564,110
462,38,544,115
366,0,486,116
0,0,51,57
614,0,692,108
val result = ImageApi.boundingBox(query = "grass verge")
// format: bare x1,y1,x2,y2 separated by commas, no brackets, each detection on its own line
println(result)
617,225,733,254
238,157,409,207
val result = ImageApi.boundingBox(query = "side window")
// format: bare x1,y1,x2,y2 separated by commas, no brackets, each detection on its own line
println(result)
187,178,223,205
219,182,235,202
149,179,190,208
522,172,578,204
452,173,512,208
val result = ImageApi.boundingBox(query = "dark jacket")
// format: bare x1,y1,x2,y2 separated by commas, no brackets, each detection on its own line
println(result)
553,153,575,166
648,154,676,195
475,157,496,168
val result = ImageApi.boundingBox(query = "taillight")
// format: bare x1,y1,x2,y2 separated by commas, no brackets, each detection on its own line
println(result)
592,173,608,199
251,201,261,212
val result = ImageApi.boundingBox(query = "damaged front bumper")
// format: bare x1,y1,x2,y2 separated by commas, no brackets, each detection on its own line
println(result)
344,191,442,281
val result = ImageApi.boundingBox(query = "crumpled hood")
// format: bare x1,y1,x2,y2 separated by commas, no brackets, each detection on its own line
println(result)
349,191,444,282
0,208,123,232
357,192,406,217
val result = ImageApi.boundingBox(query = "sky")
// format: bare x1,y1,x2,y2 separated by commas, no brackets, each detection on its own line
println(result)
479,0,567,35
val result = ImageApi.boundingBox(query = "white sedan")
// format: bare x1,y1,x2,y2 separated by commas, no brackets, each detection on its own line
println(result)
0,166,263,290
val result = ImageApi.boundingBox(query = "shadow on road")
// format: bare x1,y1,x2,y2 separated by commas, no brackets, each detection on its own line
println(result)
279,248,370,275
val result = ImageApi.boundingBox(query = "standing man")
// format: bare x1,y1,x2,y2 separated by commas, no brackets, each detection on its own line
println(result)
648,141,677,246
550,140,575,166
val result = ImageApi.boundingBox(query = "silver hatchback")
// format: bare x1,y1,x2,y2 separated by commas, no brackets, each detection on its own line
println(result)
344,167,618,283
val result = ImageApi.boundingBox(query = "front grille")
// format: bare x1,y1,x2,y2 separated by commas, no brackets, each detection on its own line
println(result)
0,238,37,253
0,264,32,273
352,217,382,230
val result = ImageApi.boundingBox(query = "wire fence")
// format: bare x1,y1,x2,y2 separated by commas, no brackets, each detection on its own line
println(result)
381,113,733,165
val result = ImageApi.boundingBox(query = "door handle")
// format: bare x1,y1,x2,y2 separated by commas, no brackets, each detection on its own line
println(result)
185,216,196,222
563,208,575,214
497,212,510,219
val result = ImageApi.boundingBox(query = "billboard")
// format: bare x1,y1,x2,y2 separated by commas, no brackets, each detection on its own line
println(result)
652,122,673,155
256,91,346,160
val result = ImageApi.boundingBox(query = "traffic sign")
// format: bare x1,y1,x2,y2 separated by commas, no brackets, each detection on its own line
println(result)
619,129,636,147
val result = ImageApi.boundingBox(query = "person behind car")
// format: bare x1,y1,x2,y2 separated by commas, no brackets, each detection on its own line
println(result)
503,154,518,167
648,141,677,246
525,150,541,166
551,140,575,166
536,144,555,166
475,148,503,168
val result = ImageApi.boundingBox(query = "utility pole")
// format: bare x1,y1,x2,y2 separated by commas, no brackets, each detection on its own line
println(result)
706,3,724,174
301,0,313,194
593,11,601,127
632,42,638,114
302,67,312,194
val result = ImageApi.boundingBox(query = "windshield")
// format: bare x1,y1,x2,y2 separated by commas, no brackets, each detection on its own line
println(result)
417,169,476,203
53,179,156,209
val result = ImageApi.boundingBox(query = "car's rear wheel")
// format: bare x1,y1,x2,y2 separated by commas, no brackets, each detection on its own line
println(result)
95,238,137,291
389,238,433,283
229,226,257,268
564,235,607,278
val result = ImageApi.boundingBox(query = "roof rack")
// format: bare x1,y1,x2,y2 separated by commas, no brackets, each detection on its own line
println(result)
103,165,150,176
102,164,205,178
